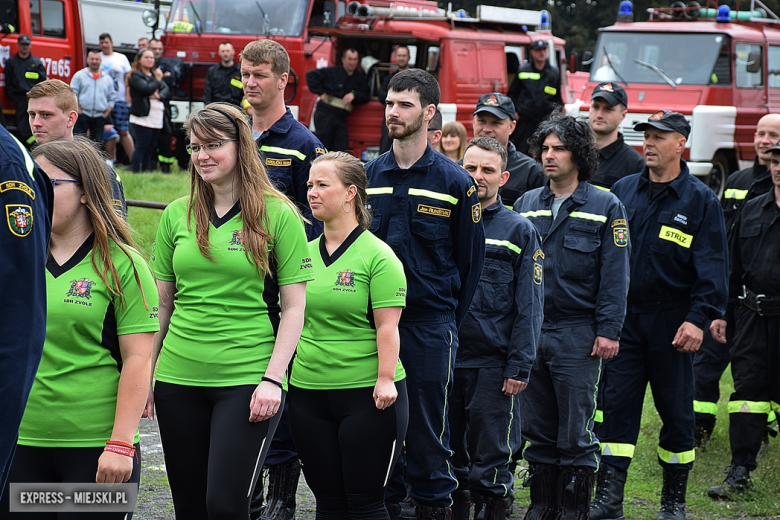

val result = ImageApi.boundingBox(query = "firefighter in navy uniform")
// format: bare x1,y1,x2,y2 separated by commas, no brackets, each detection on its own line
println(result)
5,35,47,146
367,69,485,520
705,140,780,500
241,40,325,520
0,124,52,497
306,48,370,152
450,137,543,520
692,113,780,445
592,111,728,520
513,112,629,520
507,40,561,155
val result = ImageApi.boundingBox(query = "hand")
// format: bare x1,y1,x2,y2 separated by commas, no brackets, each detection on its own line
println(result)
320,93,330,102
502,378,527,396
672,321,704,353
152,92,161,100
373,378,398,410
710,319,728,344
142,384,155,420
96,451,133,485
102,109,111,118
249,381,282,422
163,71,171,77
341,92,355,106
591,336,620,359
154,68,164,81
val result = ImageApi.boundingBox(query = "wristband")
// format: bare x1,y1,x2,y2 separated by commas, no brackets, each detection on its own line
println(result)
261,376,284,390
105,440,138,462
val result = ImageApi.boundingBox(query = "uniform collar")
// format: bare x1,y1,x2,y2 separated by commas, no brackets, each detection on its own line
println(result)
540,178,588,204
760,187,780,208
482,197,504,217
752,159,770,180
250,108,294,141
379,143,436,173
598,133,626,161
638,159,690,198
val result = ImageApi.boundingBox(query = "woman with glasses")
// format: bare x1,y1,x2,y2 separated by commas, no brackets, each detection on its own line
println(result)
289,152,408,520
147,102,312,519
127,48,169,173
0,137,158,518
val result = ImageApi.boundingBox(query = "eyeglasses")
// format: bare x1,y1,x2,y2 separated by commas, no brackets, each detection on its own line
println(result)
50,178,80,188
186,139,235,155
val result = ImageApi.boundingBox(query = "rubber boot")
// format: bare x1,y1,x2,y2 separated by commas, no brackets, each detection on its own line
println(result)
451,489,472,520
589,463,626,520
522,463,559,520
655,467,688,520
387,499,417,520
707,465,752,499
263,460,301,520
557,467,595,520
474,495,507,520
249,466,268,520
414,503,452,520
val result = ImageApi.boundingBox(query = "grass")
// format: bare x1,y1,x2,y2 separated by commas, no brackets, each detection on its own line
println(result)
123,171,780,519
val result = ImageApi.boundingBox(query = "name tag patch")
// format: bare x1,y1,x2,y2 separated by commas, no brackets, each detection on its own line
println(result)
417,204,451,218
0,180,35,199
672,213,689,227
266,158,292,167
659,225,692,248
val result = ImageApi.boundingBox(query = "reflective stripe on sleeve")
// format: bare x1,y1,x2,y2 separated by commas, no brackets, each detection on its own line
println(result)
724,189,748,200
570,211,607,223
594,410,603,423
600,443,635,458
259,145,306,161
408,188,459,205
693,400,718,416
520,209,553,218
657,446,695,464
485,238,522,255
367,187,393,195
728,400,772,414
11,133,35,180
591,184,611,192
518,72,541,80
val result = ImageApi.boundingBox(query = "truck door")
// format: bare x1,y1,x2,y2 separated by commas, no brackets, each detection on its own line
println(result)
766,43,780,114
733,41,767,159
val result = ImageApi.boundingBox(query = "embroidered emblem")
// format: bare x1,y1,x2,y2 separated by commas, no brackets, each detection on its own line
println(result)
0,181,35,199
484,94,499,106
533,263,543,285
472,203,481,223
417,204,451,218
650,110,665,121
613,227,628,247
467,185,476,197
601,83,614,92
315,147,326,155
230,230,243,246
533,249,545,261
6,204,33,237
67,278,96,299
335,270,356,287
673,213,688,227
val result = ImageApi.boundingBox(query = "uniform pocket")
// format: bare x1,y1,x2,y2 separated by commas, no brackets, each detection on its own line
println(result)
561,234,600,279
478,258,514,315
409,215,449,274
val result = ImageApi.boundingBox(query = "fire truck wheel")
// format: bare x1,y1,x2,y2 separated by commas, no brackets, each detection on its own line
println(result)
705,152,729,198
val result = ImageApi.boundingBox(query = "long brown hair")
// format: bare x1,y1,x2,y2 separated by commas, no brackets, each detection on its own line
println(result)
438,121,467,160
32,137,148,307
126,48,155,87
185,102,298,276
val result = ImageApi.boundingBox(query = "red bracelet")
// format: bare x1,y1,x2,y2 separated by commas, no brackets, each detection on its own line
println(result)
105,440,138,463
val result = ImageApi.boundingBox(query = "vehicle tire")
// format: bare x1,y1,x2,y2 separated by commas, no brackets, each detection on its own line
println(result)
704,152,729,198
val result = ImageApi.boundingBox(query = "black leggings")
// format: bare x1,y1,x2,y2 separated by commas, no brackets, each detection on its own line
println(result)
289,381,408,520
153,382,282,520
0,443,141,519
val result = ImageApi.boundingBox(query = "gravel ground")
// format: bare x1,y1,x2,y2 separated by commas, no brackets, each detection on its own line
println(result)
134,420,528,519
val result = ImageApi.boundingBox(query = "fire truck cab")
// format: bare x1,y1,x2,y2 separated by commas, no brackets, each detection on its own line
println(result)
569,0,780,195
310,3,571,161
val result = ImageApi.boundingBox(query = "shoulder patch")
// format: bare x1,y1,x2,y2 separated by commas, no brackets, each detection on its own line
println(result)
613,226,628,247
6,204,33,237
315,147,327,156
467,185,476,197
0,181,35,200
532,249,545,261
472,203,481,223
611,219,627,228
533,263,543,285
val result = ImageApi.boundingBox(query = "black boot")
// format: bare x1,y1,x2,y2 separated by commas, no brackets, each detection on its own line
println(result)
656,467,688,520
707,465,752,499
589,463,626,520
387,499,417,520
451,489,472,520
414,503,452,520
522,463,559,520
557,467,595,520
263,460,301,520
249,466,267,520
473,495,506,520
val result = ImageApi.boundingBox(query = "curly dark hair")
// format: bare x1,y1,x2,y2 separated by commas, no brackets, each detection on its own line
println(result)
528,112,598,181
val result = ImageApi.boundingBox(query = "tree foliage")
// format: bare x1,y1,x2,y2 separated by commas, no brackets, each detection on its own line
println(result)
452,0,780,60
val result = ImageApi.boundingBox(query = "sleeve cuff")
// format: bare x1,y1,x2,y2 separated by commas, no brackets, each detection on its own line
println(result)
684,312,707,330
504,365,531,383
596,325,621,341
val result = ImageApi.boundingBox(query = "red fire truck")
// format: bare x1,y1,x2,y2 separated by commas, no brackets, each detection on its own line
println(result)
568,0,780,195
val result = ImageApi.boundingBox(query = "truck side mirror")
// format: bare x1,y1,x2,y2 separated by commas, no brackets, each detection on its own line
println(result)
746,51,761,73
323,1,336,27
426,47,440,72
568,52,578,73
582,50,594,66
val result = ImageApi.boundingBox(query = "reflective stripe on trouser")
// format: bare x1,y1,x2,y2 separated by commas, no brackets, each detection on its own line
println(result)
657,446,695,464
599,308,696,472
692,317,732,429
728,310,780,470
450,367,517,497
693,400,718,416
519,324,601,470
600,443,635,458
385,320,458,507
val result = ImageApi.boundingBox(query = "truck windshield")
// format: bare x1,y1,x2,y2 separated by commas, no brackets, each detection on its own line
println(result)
168,0,309,37
591,32,726,86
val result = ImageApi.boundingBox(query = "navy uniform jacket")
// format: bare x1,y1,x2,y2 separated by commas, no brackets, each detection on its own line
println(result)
590,133,645,190
0,126,52,486
251,109,326,240
611,161,728,327
515,181,629,339
457,199,543,383
366,145,485,328
203,62,243,106
306,65,370,117
721,159,772,241
507,61,562,123
5,53,47,104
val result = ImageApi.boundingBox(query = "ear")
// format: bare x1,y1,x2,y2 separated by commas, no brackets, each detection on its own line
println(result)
278,72,288,91
67,110,78,129
508,119,517,134
499,170,510,188
424,104,436,123
678,136,687,153
345,184,358,202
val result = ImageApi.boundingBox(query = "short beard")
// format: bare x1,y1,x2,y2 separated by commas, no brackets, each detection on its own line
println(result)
387,110,424,141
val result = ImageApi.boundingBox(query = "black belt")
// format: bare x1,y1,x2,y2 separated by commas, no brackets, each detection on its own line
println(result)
739,286,780,316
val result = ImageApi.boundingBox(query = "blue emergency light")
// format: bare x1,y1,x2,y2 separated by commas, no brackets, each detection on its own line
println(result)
618,1,634,21
540,10,551,31
716,5,731,21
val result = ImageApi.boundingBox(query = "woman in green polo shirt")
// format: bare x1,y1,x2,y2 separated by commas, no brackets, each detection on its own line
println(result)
147,103,312,519
289,152,408,519
0,137,158,517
